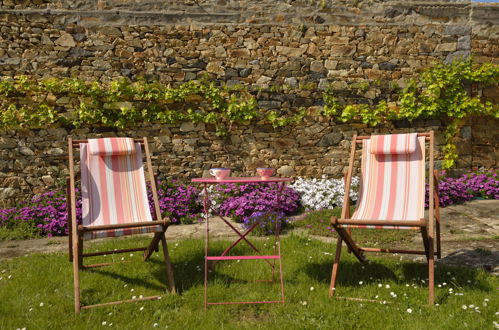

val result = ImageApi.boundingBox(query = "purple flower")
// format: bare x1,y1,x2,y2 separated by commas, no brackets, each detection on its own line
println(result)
425,169,499,207
213,183,300,222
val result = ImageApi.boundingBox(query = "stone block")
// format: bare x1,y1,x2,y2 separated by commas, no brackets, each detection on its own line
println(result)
277,165,295,177
19,147,35,156
310,60,324,72
0,188,17,199
435,42,457,52
275,45,307,57
444,50,470,64
457,35,471,50
461,126,472,140
316,132,343,147
324,60,338,70
54,33,75,47
444,25,470,36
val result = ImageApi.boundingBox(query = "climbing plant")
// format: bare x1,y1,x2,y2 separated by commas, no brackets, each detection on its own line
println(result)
322,59,499,168
0,59,497,168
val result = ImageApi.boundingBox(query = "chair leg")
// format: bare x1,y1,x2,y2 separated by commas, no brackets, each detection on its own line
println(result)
334,226,365,262
436,217,442,259
160,235,176,294
73,237,81,314
144,232,162,261
68,227,73,262
329,237,343,297
428,235,435,305
77,235,84,269
421,229,429,261
66,178,73,262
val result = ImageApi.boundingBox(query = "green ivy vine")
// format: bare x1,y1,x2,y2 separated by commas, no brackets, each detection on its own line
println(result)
0,60,497,168
322,59,499,168
0,77,258,137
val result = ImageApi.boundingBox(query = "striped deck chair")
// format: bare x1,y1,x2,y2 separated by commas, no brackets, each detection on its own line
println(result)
329,131,441,305
67,137,175,313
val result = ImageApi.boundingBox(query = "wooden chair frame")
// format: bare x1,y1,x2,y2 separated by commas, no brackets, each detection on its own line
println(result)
67,137,176,313
329,131,441,305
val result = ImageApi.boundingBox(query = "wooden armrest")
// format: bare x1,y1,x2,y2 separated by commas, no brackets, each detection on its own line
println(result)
332,218,427,227
79,220,168,232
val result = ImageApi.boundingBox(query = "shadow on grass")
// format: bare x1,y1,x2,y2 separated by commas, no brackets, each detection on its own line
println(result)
402,261,494,291
438,248,498,273
303,254,494,295
305,259,397,286
85,267,167,292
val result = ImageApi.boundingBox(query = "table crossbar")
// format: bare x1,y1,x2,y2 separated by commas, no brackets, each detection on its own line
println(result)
206,255,280,261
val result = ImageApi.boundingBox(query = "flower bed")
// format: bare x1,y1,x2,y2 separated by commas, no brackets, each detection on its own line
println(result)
0,169,497,239
289,176,359,211
426,169,499,207
0,181,202,238
150,180,202,224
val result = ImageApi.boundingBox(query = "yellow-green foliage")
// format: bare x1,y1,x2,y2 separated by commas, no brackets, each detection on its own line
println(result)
0,60,497,168
322,59,499,168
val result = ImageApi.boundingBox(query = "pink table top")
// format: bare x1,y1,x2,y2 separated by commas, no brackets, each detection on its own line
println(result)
191,176,293,184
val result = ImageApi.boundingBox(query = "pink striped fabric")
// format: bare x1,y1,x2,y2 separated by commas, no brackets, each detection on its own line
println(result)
370,133,417,155
341,134,426,230
80,139,161,240
88,137,136,156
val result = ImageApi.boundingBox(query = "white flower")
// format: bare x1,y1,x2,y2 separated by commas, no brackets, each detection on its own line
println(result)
310,287,315,291
39,302,44,307
140,307,144,311
378,284,382,288
129,254,134,257
8,275,12,279
153,324,159,328
139,295,144,299
406,308,412,313
130,289,134,292
359,281,363,285
385,284,390,289
102,321,107,326
132,296,137,299
462,305,467,310
442,282,447,286
289,176,360,210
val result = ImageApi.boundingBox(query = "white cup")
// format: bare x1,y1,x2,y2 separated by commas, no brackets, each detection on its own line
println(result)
209,168,231,180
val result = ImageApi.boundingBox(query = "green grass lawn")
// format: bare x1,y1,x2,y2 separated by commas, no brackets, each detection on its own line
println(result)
0,234,497,329
291,208,417,245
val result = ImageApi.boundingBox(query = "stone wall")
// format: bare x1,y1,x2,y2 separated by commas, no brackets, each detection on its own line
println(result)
1,115,497,208
0,0,498,206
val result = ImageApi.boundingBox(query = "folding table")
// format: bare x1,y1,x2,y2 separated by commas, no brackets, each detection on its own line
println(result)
191,177,293,309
